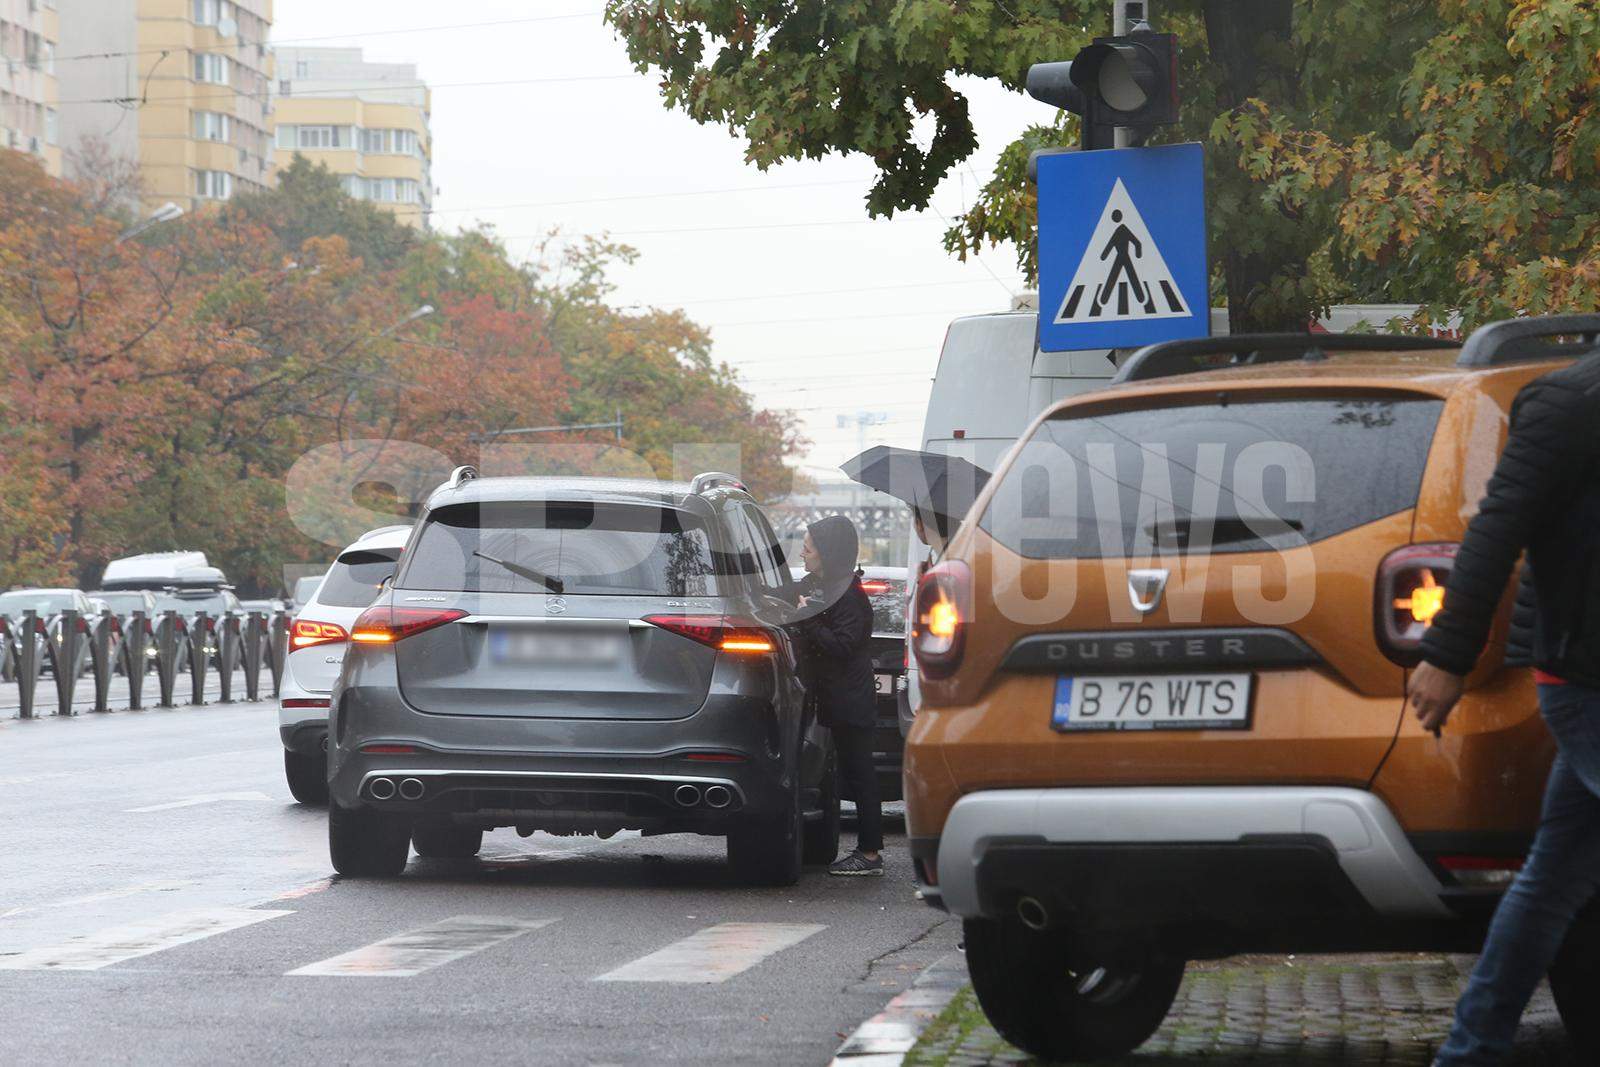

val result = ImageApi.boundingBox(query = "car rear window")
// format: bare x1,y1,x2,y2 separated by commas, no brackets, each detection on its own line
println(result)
316,549,401,608
399,501,718,596
981,395,1445,559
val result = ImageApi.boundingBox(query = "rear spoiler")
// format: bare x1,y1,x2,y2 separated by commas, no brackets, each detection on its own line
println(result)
1112,334,1456,385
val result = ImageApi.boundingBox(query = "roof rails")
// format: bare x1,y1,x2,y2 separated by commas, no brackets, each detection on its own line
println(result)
1456,314,1600,368
1112,333,1460,385
443,465,477,491
688,471,747,495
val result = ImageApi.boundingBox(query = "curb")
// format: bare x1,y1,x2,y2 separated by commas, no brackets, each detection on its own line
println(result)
830,949,968,1066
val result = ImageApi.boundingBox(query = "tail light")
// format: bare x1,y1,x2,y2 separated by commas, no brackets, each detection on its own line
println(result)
350,605,466,644
1375,543,1459,666
860,578,892,595
290,618,349,650
643,614,777,655
912,560,971,680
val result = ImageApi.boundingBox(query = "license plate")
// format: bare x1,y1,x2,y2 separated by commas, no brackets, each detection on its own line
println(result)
489,630,626,667
874,673,896,695
1051,674,1251,732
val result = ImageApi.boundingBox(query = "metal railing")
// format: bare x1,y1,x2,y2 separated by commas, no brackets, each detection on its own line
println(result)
0,608,291,719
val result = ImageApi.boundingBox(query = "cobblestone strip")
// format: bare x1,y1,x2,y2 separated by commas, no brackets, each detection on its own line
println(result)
902,954,1578,1065
832,951,970,1066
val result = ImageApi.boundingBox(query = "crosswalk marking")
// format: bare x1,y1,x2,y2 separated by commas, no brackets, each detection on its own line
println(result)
0,907,292,971
596,921,825,984
288,915,556,977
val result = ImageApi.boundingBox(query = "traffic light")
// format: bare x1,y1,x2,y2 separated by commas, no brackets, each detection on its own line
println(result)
1026,29,1179,150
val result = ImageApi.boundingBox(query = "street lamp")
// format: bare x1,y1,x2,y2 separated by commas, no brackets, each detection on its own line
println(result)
117,201,184,243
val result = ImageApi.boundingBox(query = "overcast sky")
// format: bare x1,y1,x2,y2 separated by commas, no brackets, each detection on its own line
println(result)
273,1,1042,477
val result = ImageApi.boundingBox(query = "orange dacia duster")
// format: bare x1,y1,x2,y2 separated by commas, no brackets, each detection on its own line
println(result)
904,316,1600,1061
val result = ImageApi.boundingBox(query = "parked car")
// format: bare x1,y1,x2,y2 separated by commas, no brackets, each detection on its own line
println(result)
326,469,836,883
153,587,242,670
278,525,411,805
0,588,95,678
90,589,160,675
904,321,1600,1061
239,598,287,616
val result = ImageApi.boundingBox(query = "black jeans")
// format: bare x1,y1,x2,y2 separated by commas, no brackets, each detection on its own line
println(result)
834,722,883,853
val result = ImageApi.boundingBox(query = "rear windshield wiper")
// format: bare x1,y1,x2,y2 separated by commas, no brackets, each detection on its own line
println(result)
472,551,564,594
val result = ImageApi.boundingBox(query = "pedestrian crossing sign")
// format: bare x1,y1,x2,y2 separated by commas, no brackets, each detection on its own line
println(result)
1036,142,1208,351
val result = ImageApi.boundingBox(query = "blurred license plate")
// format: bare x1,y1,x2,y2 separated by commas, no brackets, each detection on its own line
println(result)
874,673,895,696
1051,674,1251,732
490,629,626,667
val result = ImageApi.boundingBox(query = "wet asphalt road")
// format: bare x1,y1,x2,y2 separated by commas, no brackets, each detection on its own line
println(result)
0,700,955,1065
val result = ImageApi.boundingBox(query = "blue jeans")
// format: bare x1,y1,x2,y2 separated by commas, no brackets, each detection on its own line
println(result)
1436,683,1600,1065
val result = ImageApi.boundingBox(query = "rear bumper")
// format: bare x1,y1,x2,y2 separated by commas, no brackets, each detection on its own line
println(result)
935,787,1454,925
276,671,329,751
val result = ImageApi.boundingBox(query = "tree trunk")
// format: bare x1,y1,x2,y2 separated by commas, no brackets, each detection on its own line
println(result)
1204,0,1303,333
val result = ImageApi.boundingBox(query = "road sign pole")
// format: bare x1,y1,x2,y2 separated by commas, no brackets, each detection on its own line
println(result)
1113,0,1152,149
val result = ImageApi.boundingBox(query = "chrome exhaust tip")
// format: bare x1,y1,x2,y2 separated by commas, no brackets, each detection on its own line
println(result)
398,777,425,801
1016,896,1050,932
368,777,397,801
703,785,732,809
673,784,702,807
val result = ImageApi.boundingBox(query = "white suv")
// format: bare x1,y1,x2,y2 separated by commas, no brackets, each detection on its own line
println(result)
279,525,411,804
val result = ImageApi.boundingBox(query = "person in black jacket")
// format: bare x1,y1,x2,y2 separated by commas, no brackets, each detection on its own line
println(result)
1408,357,1600,1066
797,515,883,876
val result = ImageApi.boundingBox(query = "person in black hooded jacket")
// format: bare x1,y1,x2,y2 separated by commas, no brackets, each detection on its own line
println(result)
796,515,883,876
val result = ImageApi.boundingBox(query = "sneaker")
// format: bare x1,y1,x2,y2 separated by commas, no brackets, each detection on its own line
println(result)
829,850,884,877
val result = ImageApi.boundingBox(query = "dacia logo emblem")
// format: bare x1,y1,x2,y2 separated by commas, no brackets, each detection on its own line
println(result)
1127,569,1169,616
546,596,567,616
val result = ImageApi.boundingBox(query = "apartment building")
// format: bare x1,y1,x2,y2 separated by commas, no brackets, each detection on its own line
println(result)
56,0,274,212
0,0,59,176
272,46,431,229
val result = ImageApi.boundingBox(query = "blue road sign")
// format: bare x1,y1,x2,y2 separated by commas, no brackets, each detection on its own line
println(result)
1036,142,1208,352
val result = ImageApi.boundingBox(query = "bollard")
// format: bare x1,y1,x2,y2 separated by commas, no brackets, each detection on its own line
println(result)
217,615,241,703
242,612,264,702
88,610,118,713
154,611,182,708
16,610,42,719
268,611,289,698
52,609,83,716
188,612,211,705
124,611,149,710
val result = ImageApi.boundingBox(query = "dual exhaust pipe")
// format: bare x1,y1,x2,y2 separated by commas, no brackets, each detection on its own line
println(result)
367,776,424,801
672,783,734,809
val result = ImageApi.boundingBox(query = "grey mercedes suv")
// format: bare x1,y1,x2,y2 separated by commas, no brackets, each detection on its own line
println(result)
326,468,840,885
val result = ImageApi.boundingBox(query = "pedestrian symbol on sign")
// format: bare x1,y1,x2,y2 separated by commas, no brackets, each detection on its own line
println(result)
1055,178,1190,325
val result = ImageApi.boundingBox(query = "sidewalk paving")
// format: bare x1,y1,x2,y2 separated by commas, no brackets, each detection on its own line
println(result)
905,954,1577,1065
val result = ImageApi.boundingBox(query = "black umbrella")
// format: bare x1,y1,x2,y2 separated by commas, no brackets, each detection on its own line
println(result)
840,446,991,533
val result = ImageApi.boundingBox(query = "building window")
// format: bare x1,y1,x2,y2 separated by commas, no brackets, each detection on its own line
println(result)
275,125,294,149
193,53,230,85
45,108,56,146
193,169,233,200
360,128,384,154
193,110,231,142
192,0,233,26
294,125,352,150
295,60,310,79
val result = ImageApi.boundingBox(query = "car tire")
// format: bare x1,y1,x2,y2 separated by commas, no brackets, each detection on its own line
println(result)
283,750,329,805
802,749,841,866
963,916,1184,1062
328,801,410,878
412,822,484,859
728,775,803,887
1550,899,1600,1055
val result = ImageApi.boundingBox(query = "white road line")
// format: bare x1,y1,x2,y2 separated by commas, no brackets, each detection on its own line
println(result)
288,915,556,977
124,791,273,813
597,922,826,984
0,907,291,971
0,879,200,921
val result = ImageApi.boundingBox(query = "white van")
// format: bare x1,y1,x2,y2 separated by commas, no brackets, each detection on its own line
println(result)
899,293,1124,735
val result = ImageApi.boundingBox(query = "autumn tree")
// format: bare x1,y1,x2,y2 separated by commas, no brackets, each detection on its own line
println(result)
605,1,1463,330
